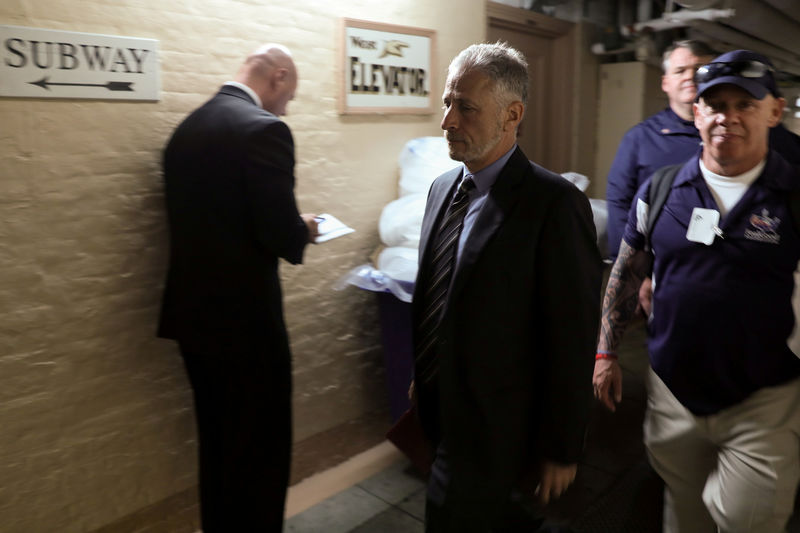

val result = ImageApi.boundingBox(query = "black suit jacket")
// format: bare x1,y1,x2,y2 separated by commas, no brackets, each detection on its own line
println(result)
413,147,602,514
158,85,309,356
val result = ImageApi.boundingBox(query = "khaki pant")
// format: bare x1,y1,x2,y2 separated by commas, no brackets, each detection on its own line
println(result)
644,368,800,533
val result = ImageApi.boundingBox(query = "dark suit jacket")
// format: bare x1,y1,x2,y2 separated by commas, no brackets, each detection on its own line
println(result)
413,146,602,516
158,85,309,357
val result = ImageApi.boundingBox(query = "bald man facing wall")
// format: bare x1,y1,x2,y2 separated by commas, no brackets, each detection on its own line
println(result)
158,44,318,531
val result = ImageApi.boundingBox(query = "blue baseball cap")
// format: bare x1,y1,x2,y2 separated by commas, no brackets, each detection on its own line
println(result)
694,49,780,101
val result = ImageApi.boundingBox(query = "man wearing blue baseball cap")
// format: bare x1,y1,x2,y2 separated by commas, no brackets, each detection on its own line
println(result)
594,49,800,532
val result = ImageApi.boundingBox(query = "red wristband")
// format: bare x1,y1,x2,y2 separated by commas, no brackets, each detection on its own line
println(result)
595,352,618,361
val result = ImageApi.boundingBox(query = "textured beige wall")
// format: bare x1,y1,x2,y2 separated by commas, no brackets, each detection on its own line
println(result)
0,0,484,531
594,61,666,195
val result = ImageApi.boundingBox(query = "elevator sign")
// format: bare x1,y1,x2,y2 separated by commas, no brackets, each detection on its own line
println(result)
0,25,159,101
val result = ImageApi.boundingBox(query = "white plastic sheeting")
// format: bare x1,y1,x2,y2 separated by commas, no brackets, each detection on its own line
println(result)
378,194,428,249
397,137,459,197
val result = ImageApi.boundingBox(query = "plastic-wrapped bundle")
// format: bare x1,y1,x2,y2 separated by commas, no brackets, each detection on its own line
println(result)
335,261,415,302
560,171,590,192
378,193,427,249
376,246,418,284
397,136,459,197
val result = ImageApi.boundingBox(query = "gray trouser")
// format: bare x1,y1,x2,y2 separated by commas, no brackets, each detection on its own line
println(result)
644,368,800,533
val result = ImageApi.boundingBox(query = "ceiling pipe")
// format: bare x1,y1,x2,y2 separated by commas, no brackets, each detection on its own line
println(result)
673,0,723,9
720,0,800,57
753,0,800,27
590,43,637,56
687,20,800,76
620,7,735,37
593,0,800,79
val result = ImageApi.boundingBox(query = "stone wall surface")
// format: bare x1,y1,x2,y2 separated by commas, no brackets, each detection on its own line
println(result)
0,0,484,530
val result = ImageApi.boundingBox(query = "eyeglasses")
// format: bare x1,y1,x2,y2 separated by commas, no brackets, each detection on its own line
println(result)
694,60,775,85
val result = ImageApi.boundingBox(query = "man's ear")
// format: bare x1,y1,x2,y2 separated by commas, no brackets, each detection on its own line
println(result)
693,102,702,130
272,67,288,86
505,101,525,131
768,96,786,128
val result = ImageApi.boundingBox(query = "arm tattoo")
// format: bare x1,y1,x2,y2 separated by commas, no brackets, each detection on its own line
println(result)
597,241,651,352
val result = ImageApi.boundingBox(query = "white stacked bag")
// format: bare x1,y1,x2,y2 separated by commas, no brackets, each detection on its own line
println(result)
337,137,458,302
376,137,460,291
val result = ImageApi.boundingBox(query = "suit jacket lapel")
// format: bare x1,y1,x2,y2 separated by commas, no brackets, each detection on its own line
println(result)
449,147,529,298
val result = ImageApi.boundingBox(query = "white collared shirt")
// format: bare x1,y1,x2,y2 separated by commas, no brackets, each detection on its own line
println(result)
223,81,262,109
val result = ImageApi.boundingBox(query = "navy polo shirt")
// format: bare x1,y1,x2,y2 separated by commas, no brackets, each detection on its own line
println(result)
606,108,702,259
623,151,800,415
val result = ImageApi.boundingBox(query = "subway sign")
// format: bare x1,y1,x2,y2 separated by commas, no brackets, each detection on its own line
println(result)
0,25,159,101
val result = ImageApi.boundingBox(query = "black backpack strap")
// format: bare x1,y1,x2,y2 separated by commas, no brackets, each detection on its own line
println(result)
790,188,800,238
644,164,682,251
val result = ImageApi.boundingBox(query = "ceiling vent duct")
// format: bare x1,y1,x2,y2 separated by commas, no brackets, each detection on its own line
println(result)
714,0,800,57
615,0,800,74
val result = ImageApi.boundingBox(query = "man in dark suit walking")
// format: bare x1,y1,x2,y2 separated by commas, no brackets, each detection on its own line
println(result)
412,42,602,532
158,44,318,531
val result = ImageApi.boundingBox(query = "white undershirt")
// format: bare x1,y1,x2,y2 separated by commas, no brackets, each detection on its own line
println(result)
699,158,765,216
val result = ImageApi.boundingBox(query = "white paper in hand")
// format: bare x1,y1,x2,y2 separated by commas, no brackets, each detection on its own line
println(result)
315,213,355,243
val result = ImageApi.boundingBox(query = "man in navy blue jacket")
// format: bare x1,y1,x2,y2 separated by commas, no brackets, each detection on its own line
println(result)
605,40,714,261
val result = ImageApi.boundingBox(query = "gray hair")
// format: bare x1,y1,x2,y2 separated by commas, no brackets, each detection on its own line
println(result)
448,41,528,107
662,39,716,73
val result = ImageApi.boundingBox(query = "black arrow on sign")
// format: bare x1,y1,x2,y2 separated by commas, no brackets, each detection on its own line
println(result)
29,77,134,92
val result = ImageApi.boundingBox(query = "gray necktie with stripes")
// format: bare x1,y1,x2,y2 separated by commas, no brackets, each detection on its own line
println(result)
415,176,475,384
